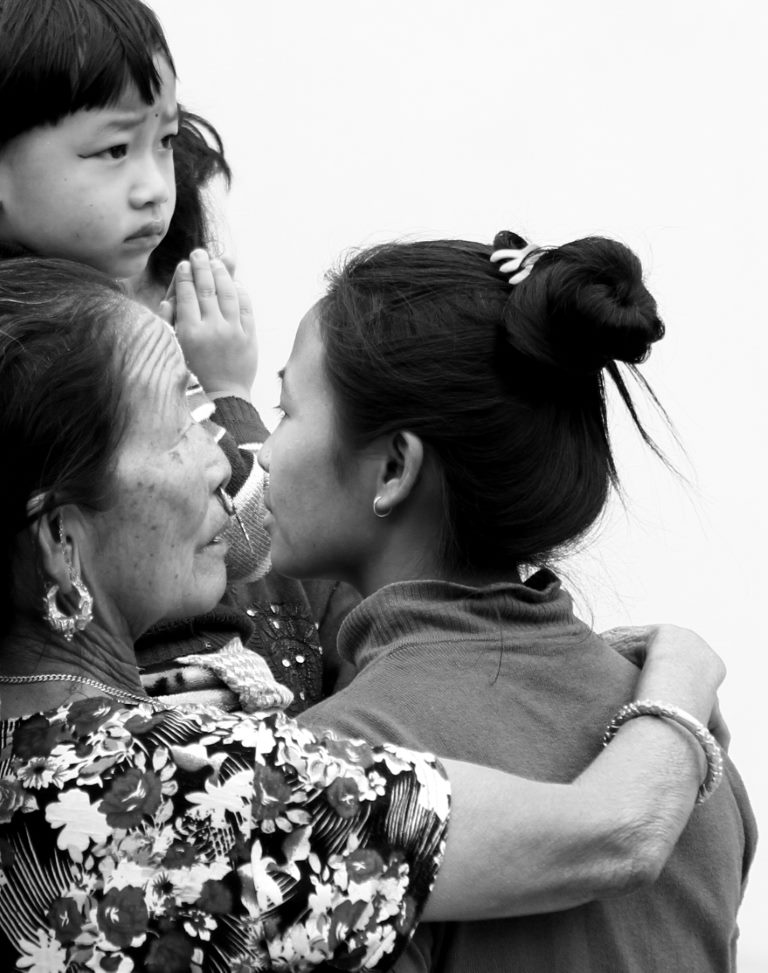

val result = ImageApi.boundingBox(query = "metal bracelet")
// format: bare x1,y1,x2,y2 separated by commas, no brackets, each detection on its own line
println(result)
603,698,724,805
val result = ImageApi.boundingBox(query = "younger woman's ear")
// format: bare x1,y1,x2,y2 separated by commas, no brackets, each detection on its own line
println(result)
375,431,425,515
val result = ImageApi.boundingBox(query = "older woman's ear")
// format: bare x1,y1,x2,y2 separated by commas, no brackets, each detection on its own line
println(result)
35,511,82,596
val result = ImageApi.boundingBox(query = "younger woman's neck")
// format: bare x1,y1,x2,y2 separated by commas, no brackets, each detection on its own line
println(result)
355,559,522,600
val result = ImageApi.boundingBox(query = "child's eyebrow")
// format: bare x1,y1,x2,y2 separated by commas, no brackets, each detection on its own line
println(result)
96,105,179,133
161,105,180,126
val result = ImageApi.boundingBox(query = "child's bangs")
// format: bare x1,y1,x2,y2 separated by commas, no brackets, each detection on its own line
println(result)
0,0,176,144
71,30,174,113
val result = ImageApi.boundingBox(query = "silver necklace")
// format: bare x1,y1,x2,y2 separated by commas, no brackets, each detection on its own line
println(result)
0,672,152,706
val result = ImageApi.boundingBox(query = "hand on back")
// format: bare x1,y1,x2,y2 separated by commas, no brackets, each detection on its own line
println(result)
604,623,730,749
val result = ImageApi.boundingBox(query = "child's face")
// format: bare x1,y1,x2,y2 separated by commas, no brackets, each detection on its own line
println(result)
0,57,177,281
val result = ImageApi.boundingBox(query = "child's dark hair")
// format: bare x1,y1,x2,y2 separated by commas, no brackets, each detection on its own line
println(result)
0,0,232,285
319,232,667,573
0,257,131,631
149,109,232,284
0,0,174,147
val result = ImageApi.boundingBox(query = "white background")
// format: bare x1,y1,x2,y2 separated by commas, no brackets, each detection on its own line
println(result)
152,1,767,966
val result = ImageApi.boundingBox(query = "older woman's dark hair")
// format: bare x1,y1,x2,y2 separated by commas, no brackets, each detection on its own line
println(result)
320,232,667,572
0,259,129,629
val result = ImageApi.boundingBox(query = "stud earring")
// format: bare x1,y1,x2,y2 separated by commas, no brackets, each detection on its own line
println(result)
372,495,391,519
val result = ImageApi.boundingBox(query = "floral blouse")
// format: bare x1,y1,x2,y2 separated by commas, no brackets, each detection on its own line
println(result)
0,698,450,972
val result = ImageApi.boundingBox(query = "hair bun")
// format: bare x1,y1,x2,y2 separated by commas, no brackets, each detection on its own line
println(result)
493,229,530,251
504,235,665,375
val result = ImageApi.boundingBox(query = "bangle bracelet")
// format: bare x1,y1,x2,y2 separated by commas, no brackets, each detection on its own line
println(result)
603,699,724,806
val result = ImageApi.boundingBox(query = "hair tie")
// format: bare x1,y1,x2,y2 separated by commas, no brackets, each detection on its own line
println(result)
490,242,542,285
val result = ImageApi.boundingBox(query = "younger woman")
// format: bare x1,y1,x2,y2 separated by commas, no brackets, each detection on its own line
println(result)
260,232,757,971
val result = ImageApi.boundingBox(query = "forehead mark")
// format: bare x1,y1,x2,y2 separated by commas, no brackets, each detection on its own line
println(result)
101,59,178,130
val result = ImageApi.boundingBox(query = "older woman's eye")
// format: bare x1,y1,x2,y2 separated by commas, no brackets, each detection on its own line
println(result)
186,373,204,395
186,380,215,423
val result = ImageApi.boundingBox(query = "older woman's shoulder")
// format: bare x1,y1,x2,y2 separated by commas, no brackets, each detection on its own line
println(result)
0,698,450,971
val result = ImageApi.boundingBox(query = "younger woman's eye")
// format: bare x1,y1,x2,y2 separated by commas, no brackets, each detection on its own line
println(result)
274,405,286,420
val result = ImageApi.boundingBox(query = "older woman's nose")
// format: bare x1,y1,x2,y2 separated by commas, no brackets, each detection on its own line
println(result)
201,430,232,493
214,446,232,491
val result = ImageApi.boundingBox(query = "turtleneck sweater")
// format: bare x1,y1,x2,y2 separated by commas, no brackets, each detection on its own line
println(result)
301,571,756,973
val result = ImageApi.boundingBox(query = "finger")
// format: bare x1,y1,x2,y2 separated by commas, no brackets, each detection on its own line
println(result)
189,249,221,319
220,252,237,276
600,625,654,667
236,282,256,339
210,257,240,325
158,298,175,325
163,263,180,304
173,261,203,332
709,699,731,752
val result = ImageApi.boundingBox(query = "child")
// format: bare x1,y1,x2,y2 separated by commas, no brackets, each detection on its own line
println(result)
0,0,354,711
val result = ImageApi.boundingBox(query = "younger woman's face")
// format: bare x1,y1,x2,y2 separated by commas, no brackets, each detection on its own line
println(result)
77,309,232,639
258,304,381,588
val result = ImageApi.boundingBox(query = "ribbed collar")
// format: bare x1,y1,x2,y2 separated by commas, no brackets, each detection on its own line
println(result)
338,569,577,669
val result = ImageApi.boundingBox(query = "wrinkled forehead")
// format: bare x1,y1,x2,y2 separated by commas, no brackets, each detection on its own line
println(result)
118,309,186,400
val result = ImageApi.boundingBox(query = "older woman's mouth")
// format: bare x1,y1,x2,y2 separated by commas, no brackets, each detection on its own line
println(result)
200,510,232,550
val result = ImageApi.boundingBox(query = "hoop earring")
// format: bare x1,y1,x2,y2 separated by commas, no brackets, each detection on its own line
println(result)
372,495,391,519
43,572,94,641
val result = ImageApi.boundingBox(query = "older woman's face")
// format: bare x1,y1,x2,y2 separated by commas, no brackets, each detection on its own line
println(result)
79,310,232,638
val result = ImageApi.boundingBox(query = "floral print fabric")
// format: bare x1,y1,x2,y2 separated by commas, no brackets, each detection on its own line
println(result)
0,698,450,972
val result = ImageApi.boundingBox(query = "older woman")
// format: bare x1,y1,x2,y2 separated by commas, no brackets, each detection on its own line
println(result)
0,257,732,972
261,233,757,971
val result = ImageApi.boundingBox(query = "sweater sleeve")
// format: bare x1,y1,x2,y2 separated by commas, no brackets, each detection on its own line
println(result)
210,396,271,583
211,395,270,452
